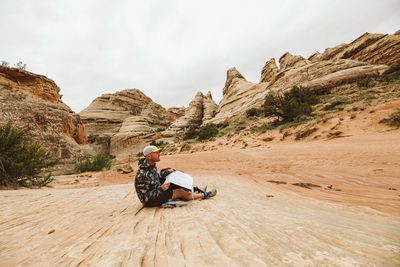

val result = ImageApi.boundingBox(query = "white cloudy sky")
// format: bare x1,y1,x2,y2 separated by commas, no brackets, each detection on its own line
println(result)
1,0,399,112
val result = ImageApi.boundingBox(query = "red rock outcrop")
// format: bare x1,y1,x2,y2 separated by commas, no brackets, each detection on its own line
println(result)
0,66,91,173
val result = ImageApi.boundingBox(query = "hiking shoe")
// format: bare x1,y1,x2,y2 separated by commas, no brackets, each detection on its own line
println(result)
193,186,205,194
203,188,217,199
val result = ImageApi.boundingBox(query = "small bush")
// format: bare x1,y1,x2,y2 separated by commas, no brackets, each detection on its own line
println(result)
150,140,165,147
250,123,277,133
183,124,219,141
383,60,400,81
322,98,348,110
234,125,246,134
74,154,112,173
216,122,229,129
246,108,260,117
357,78,374,88
295,127,318,140
183,128,199,140
264,86,319,122
198,124,219,140
0,122,57,187
14,61,27,70
379,109,400,128
1,61,27,70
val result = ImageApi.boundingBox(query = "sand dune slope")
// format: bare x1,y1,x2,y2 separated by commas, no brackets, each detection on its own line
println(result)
1,172,399,266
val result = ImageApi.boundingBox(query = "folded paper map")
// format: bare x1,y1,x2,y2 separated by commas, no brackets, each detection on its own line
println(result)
164,171,193,191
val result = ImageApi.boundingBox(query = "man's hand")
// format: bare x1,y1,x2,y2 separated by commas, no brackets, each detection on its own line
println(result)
161,182,170,191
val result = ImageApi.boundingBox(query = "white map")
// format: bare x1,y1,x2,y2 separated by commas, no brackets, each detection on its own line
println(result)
163,171,193,191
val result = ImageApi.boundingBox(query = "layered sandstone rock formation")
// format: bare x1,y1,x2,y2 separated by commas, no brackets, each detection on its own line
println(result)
167,106,185,118
309,31,400,65
0,66,91,172
207,31,399,124
80,89,177,157
167,91,217,132
205,68,269,124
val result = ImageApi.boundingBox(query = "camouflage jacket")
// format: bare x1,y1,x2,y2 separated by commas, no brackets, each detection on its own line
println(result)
134,158,169,205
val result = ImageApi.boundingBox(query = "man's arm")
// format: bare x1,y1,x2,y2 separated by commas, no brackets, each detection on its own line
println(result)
159,168,176,184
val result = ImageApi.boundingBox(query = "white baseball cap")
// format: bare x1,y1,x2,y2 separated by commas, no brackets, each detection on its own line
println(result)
143,145,161,156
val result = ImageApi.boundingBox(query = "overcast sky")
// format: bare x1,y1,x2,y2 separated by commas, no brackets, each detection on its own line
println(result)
1,0,399,112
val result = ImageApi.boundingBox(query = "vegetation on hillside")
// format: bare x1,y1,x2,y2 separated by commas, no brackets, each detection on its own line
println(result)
0,122,57,187
379,109,400,128
263,86,319,123
74,154,113,173
183,124,219,141
1,60,27,70
383,60,400,81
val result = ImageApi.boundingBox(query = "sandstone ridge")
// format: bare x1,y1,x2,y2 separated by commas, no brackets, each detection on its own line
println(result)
167,91,217,132
80,89,179,158
0,66,91,173
207,30,399,124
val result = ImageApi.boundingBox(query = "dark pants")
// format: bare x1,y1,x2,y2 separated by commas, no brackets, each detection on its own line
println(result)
144,190,173,207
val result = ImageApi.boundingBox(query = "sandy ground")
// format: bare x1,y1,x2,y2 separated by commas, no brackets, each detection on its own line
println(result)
1,131,400,266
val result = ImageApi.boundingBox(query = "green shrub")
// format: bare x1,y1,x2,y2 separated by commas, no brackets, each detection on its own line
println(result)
357,78,374,88
250,123,277,133
322,97,348,111
383,60,400,81
263,86,319,122
0,122,57,187
379,109,400,128
183,128,199,140
246,108,260,117
150,140,165,147
216,122,229,129
198,124,219,140
74,153,112,173
183,124,219,141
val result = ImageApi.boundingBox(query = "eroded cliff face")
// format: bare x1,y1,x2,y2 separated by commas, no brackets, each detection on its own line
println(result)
309,32,400,65
207,30,399,124
80,89,177,158
0,66,91,173
167,91,217,132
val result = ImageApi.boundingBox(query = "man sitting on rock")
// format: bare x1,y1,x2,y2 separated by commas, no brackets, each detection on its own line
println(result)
135,145,217,207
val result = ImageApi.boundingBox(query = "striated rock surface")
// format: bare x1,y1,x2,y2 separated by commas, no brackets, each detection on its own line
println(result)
223,68,246,95
0,66,92,173
269,60,387,93
311,31,400,65
202,91,218,122
279,52,310,70
167,106,185,119
80,89,175,158
207,68,269,124
260,58,279,83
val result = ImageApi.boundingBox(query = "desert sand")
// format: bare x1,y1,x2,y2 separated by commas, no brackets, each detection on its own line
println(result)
1,131,400,266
